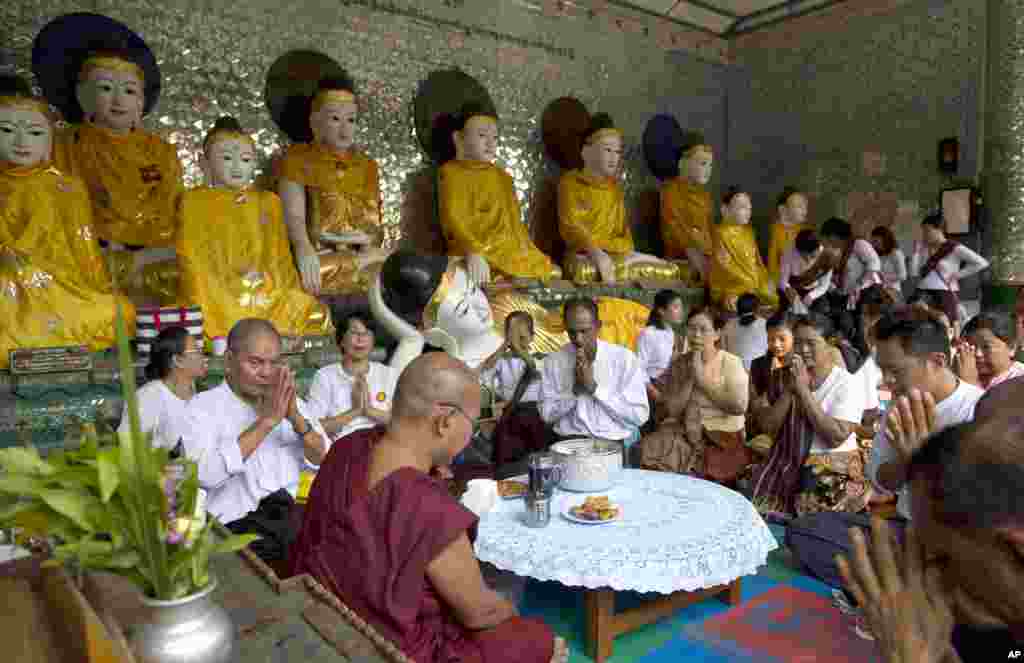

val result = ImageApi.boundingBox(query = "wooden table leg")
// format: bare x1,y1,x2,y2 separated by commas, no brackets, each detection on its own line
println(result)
584,589,615,663
723,577,742,605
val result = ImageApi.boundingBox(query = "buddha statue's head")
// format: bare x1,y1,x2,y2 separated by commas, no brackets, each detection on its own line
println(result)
75,51,145,133
721,187,752,225
310,77,358,153
452,103,498,163
0,76,53,168
777,186,808,226
580,113,623,179
202,116,257,190
678,131,713,186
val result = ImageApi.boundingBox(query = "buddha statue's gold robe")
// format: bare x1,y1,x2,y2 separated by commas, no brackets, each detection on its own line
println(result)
176,188,332,340
278,143,383,294
438,160,560,280
709,220,778,308
558,169,680,283
767,222,812,284
660,177,713,260
53,122,183,248
0,162,134,368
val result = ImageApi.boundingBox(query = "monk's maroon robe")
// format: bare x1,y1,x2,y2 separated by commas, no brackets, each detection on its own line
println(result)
290,428,554,663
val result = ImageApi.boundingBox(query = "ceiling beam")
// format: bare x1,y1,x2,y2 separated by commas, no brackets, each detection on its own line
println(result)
728,0,847,35
603,0,724,37
670,0,738,19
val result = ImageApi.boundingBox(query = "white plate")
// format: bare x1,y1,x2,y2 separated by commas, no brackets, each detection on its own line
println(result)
561,502,622,525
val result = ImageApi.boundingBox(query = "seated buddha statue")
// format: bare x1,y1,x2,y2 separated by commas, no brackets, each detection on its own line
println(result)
559,114,679,284
659,131,714,283
766,186,812,285
277,77,390,296
34,15,183,302
437,103,561,284
0,75,134,368
708,187,778,310
176,117,333,340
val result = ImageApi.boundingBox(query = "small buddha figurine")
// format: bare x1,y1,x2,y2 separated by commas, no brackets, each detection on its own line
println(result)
437,102,561,284
277,76,390,295
766,186,812,284
708,187,778,310
0,75,134,368
34,15,184,300
660,131,714,283
559,113,678,284
176,117,333,340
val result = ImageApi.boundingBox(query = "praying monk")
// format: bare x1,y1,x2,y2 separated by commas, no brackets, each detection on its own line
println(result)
438,102,562,284
291,353,567,663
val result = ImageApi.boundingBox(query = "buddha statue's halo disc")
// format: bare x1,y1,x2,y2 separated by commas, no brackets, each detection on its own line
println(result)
412,69,496,165
32,12,161,123
265,50,349,144
541,96,591,171
642,114,685,181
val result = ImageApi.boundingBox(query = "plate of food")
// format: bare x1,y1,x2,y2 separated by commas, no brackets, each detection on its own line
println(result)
497,479,528,500
563,496,622,524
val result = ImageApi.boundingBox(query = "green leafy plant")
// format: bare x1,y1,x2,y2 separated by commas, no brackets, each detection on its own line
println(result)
0,305,256,599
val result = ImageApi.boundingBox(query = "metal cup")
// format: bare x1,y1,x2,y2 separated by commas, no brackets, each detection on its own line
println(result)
523,492,552,528
527,452,563,497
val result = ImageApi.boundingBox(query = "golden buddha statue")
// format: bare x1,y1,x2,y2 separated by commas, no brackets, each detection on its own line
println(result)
660,131,714,283
767,186,812,284
437,102,561,284
559,113,680,284
176,117,332,340
0,75,134,368
276,76,390,296
708,187,778,309
34,15,183,303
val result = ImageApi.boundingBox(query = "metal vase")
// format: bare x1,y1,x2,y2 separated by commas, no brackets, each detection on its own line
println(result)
129,578,234,663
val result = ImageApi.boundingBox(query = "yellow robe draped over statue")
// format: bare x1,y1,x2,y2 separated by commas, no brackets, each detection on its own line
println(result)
0,162,134,368
709,219,778,308
767,222,812,283
176,188,333,340
437,160,560,280
660,177,713,259
53,123,183,248
278,143,382,295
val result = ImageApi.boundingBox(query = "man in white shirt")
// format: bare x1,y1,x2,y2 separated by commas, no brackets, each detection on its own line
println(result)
868,309,983,521
307,311,398,442
182,318,329,556
539,297,649,463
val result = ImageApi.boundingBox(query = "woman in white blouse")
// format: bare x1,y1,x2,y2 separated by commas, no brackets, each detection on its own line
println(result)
869,226,907,299
636,289,685,403
119,326,208,448
910,213,989,327
723,293,768,371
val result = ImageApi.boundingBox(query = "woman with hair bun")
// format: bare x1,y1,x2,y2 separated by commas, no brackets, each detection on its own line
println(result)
118,326,207,448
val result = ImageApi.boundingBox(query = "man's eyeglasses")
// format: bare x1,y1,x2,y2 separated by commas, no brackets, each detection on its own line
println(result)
441,402,480,436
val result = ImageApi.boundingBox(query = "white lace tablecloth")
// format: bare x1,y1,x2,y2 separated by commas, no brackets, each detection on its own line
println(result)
474,469,778,594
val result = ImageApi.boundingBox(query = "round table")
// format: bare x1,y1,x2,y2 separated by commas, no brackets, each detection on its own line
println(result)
475,469,778,662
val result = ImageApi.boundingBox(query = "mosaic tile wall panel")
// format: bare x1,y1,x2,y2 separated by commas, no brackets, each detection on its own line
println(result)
729,0,984,261
1,0,728,255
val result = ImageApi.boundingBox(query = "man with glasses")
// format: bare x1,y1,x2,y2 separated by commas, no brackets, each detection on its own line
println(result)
181,318,329,561
539,296,649,464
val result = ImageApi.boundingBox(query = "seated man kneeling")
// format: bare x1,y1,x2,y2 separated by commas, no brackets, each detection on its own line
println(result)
290,353,567,663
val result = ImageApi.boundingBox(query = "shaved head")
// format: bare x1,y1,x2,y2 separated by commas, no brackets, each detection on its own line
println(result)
392,353,480,421
227,318,281,353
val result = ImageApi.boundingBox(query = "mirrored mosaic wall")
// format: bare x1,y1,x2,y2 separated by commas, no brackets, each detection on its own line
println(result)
2,0,729,254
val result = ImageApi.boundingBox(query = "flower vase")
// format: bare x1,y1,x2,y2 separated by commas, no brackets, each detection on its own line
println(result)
129,578,234,663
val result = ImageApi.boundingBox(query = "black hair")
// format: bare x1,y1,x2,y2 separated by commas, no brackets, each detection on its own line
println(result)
873,307,951,362
722,186,746,206
687,306,726,331
145,326,191,381
583,112,616,143
906,289,945,312
563,296,600,325
317,75,357,95
454,101,498,131
820,217,852,241
962,310,1018,347
646,289,682,329
0,74,34,99
203,115,247,150
766,310,800,331
859,284,897,318
794,229,820,255
776,186,802,208
335,309,377,346
870,226,897,255
792,312,837,339
504,310,535,336
921,212,944,229
908,422,1024,528
736,293,759,326
227,318,281,353
379,251,450,329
